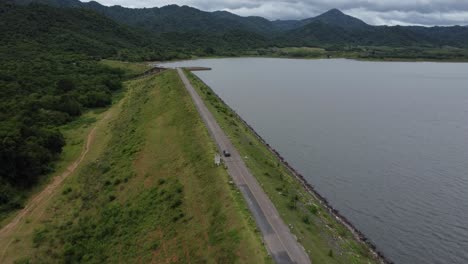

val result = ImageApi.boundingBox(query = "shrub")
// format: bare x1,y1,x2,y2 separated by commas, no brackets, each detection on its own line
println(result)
32,228,48,248
62,187,72,195
308,204,318,215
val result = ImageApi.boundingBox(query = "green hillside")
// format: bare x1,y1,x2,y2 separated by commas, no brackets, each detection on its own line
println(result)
0,2,163,58
11,0,468,49
302,9,370,30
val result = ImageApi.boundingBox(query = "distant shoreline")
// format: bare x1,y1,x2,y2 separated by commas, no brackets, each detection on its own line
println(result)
155,54,468,65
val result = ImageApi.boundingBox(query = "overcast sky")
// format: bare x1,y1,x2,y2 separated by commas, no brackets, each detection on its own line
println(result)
83,0,468,26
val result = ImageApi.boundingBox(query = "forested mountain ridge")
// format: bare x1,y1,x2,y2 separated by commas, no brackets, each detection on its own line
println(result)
2,3,147,55
13,0,278,34
11,0,468,48
301,8,370,30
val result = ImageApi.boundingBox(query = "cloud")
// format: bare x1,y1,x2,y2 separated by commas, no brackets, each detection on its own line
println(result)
82,0,468,26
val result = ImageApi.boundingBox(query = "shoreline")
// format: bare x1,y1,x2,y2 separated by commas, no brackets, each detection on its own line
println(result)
189,72,392,264
152,54,468,65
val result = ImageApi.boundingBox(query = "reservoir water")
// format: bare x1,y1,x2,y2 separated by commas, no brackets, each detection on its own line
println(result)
161,58,468,264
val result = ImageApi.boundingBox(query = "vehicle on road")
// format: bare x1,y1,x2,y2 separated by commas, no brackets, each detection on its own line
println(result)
223,150,231,157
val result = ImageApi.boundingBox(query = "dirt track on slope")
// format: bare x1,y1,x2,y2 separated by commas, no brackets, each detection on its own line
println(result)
0,110,113,261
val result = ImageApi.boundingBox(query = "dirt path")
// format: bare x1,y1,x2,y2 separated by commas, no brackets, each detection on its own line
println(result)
0,110,112,261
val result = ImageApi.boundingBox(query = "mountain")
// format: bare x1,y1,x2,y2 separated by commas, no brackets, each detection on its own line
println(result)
282,23,435,47
9,0,468,48
279,21,354,46
302,8,369,30
13,0,279,34
282,11,468,47
84,3,276,34
4,0,271,57
0,1,155,58
11,0,82,7
405,26,468,47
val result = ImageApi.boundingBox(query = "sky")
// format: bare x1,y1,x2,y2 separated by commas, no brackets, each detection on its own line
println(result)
82,0,468,26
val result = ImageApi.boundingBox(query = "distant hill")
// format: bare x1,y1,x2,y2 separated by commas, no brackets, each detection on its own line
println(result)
12,0,278,34
0,1,156,58
301,8,370,30
283,14,468,47
5,0,272,59
8,0,468,48
12,0,81,7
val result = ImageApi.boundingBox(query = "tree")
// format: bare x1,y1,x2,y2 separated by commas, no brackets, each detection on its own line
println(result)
57,79,76,92
57,95,81,116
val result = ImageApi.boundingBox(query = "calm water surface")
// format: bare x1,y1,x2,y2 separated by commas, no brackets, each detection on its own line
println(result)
162,58,468,264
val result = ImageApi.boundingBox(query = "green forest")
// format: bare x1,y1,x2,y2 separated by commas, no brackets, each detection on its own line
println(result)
0,4,122,216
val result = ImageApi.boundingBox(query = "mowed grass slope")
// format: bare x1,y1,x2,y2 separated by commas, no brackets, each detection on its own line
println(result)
186,71,380,264
7,70,268,263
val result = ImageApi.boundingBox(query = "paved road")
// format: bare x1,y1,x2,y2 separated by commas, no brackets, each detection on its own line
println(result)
177,69,311,264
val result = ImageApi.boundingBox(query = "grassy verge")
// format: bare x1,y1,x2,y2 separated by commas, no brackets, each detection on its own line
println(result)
4,70,269,263
100,59,152,78
186,70,382,264
258,47,328,58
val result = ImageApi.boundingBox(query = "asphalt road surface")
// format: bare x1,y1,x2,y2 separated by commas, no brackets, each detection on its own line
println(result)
177,68,311,264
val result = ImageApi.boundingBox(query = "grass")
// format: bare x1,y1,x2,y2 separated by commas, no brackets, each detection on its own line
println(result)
3,70,269,263
271,47,327,58
186,70,381,264
100,59,152,78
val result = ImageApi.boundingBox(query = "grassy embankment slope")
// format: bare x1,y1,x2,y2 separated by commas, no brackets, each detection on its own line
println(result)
186,70,381,264
100,60,152,78
2,66,268,263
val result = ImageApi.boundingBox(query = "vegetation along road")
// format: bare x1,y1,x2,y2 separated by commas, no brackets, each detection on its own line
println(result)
178,68,311,264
